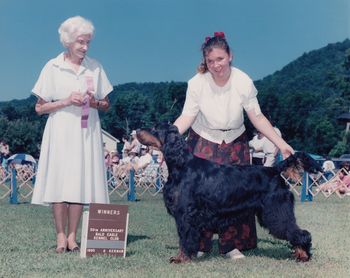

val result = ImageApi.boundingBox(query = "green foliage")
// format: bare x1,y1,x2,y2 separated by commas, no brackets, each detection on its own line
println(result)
329,131,350,157
1,39,350,157
102,82,187,140
0,115,43,157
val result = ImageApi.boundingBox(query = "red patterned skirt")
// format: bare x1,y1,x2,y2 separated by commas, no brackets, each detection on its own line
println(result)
186,129,257,254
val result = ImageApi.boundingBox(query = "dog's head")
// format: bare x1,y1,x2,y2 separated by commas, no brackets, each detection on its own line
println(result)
137,123,190,167
293,152,323,174
136,123,180,151
280,152,323,181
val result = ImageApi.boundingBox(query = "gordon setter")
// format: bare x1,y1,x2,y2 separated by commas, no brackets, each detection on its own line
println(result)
137,123,322,263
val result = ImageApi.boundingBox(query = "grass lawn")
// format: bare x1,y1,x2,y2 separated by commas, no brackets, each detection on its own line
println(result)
0,194,349,278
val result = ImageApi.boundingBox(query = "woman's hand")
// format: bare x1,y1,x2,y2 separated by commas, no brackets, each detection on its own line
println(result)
86,91,98,108
246,111,294,159
86,92,110,111
279,143,294,159
68,91,84,106
173,115,196,135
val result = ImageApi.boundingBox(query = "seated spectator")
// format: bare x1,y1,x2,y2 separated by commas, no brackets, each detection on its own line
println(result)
318,168,350,195
322,156,336,179
132,146,153,172
105,152,111,169
121,135,131,159
110,151,120,174
116,151,139,178
120,150,139,165
125,130,141,156
0,141,10,165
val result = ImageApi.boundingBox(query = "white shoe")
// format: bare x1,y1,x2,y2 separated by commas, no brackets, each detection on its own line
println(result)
196,251,205,258
226,248,245,260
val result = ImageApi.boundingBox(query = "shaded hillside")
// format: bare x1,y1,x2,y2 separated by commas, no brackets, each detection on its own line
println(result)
254,39,350,155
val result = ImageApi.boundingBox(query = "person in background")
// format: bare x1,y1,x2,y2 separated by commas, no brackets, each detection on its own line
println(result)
174,32,293,259
121,135,131,159
248,131,265,165
0,141,5,165
31,16,112,253
126,130,141,156
322,156,336,180
132,145,153,172
262,126,282,167
249,127,281,167
105,151,112,170
110,151,121,176
0,141,10,164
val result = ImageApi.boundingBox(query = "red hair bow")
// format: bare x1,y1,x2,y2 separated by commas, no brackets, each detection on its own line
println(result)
204,32,225,44
214,31,225,38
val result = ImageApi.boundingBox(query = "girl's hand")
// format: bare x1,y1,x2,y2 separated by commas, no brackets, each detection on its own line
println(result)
279,143,295,159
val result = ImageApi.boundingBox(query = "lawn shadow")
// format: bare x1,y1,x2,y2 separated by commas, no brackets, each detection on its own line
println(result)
244,238,292,260
161,238,294,261
127,234,150,244
165,245,178,250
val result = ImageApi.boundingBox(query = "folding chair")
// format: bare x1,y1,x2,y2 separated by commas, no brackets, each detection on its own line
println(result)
315,168,349,198
108,166,130,197
0,166,11,199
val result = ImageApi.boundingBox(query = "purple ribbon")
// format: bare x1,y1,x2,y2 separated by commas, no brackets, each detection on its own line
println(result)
81,77,94,128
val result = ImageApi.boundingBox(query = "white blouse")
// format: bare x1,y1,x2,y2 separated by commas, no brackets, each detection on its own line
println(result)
182,67,261,144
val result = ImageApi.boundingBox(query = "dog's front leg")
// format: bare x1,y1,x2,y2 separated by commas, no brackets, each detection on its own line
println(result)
169,214,200,263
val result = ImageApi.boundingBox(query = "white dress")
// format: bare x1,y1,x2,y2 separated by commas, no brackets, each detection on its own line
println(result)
31,53,113,205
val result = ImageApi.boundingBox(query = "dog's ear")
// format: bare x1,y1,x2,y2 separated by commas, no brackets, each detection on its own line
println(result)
136,129,162,149
162,124,189,166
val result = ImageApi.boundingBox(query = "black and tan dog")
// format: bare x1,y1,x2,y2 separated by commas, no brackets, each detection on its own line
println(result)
137,123,322,263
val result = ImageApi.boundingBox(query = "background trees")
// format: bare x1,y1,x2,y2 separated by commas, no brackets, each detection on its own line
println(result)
1,39,349,158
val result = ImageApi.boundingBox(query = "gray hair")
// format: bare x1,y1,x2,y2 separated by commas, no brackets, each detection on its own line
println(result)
58,16,94,48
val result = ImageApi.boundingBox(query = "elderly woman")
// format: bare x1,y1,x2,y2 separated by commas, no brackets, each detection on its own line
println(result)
31,16,113,253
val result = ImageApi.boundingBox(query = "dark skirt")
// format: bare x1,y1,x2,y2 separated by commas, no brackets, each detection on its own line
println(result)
186,129,257,253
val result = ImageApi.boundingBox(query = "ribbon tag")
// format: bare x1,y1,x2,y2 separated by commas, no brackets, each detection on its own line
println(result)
81,76,94,128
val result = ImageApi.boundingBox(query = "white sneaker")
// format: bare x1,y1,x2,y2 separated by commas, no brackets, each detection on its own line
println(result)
196,251,205,258
226,248,245,260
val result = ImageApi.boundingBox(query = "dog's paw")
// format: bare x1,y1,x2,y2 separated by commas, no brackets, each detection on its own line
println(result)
169,255,191,264
292,247,311,262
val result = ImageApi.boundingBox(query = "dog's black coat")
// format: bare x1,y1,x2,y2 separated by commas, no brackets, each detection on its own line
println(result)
137,124,322,262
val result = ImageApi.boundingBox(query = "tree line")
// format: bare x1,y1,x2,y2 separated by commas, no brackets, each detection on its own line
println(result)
0,39,349,158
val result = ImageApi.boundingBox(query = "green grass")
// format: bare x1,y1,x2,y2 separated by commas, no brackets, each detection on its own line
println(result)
0,194,349,278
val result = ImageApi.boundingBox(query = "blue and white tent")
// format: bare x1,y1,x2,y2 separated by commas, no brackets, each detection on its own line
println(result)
7,153,37,165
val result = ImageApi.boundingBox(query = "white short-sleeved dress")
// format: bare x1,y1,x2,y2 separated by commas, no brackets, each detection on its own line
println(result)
31,53,113,205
